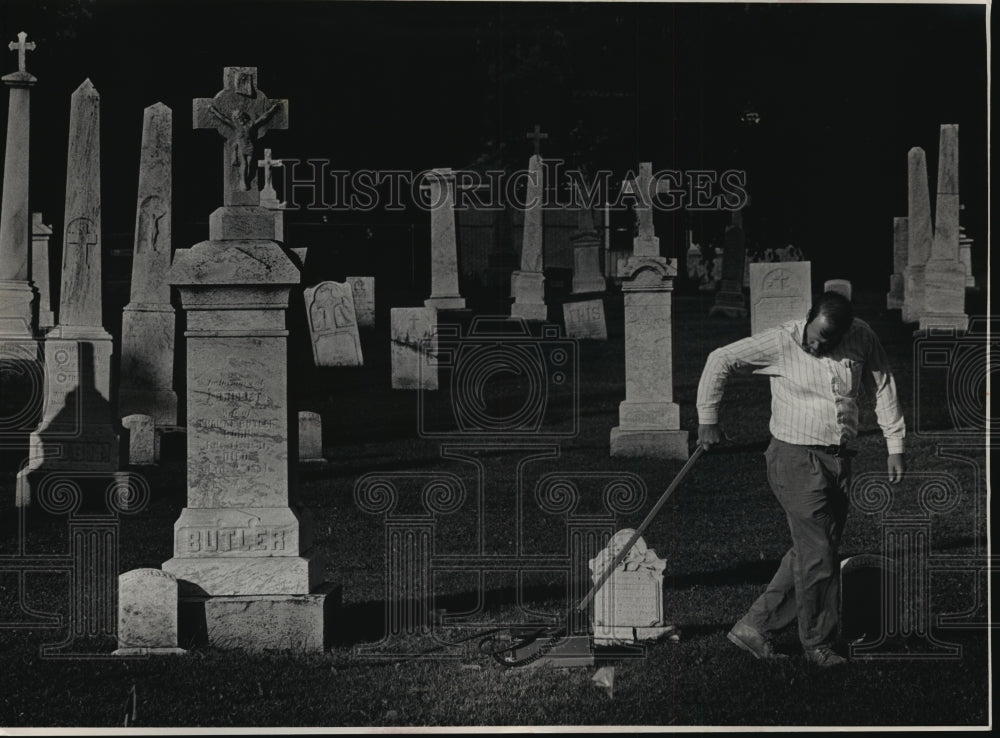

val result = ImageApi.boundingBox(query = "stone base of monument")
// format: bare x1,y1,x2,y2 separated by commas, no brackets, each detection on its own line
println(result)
917,313,969,333
610,428,689,459
179,582,340,653
424,295,466,310
510,270,547,321
594,623,677,646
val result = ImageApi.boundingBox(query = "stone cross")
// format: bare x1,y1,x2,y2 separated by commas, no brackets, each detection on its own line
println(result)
526,123,548,156
258,147,283,190
193,67,288,206
622,163,655,241
8,31,35,73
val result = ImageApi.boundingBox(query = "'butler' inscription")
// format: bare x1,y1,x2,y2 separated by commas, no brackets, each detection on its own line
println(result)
181,526,288,554
188,338,289,508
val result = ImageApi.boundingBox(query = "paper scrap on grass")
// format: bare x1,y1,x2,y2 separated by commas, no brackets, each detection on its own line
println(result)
592,666,614,698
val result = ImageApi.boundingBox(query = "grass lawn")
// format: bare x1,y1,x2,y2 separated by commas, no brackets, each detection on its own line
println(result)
0,287,991,729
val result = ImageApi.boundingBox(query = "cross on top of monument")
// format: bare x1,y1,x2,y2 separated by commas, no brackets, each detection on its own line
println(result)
8,31,35,73
193,67,288,206
526,124,548,156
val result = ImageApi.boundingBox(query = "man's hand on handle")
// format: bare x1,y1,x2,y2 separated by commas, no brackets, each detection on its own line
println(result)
698,423,725,450
887,453,905,484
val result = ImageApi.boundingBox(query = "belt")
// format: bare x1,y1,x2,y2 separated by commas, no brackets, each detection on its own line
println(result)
805,444,857,458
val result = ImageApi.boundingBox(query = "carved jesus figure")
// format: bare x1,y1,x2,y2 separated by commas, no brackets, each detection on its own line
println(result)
209,102,283,191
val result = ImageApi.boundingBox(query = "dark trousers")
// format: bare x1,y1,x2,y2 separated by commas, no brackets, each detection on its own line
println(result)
743,438,851,649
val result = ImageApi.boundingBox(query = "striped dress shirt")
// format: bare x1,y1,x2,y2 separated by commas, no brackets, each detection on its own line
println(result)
696,318,906,454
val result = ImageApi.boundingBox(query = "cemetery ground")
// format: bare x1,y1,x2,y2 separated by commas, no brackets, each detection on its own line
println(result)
0,288,990,729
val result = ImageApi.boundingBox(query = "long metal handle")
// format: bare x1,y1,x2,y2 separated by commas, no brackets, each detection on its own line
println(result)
575,443,706,612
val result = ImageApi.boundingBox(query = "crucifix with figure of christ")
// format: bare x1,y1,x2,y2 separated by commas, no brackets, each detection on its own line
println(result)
193,67,288,206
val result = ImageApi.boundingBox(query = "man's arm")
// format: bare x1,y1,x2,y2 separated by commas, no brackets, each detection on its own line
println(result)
860,325,906,483
696,328,784,447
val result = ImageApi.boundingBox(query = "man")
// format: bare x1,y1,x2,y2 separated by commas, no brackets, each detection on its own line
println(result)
696,291,905,666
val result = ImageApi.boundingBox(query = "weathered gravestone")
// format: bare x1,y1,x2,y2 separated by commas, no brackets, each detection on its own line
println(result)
958,224,975,288
824,279,852,301
749,261,812,335
422,168,466,310
610,163,688,459
562,298,607,340
510,144,547,321
709,211,748,318
304,280,363,367
346,275,375,328
114,568,186,655
390,306,437,390
31,213,54,330
589,529,675,645
919,124,968,332
570,185,606,294
119,102,178,424
0,32,37,339
840,554,898,646
122,413,155,466
298,411,323,463
886,217,907,310
16,79,120,506
163,66,334,653
902,147,932,324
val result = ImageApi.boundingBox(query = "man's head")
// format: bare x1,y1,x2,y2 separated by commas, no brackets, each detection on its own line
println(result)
802,291,854,356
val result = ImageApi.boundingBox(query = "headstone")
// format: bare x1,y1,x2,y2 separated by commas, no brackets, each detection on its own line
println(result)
510,153,546,321
16,79,119,507
298,410,323,463
589,529,674,645
562,298,607,340
114,568,186,655
709,211,748,318
0,32,37,338
749,261,812,335
346,275,375,327
31,213,54,330
390,307,437,390
570,186,605,294
919,124,968,332
163,67,331,654
958,225,975,288
886,217,907,310
119,103,178,424
685,233,705,283
824,279,852,301
422,168,465,310
901,147,932,324
304,280,363,367
122,413,155,466
840,554,896,646
258,148,285,208
611,163,688,459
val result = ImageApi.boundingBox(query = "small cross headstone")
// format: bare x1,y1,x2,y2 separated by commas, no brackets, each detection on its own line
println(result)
390,307,438,390
193,67,288,206
8,31,35,73
304,281,364,367
526,123,548,156
589,529,675,645
257,148,285,208
749,261,812,334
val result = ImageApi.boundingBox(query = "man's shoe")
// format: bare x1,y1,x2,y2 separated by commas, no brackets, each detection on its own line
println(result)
726,621,788,660
804,646,847,667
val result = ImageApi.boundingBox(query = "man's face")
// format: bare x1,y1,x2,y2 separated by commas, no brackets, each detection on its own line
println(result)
803,314,844,356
